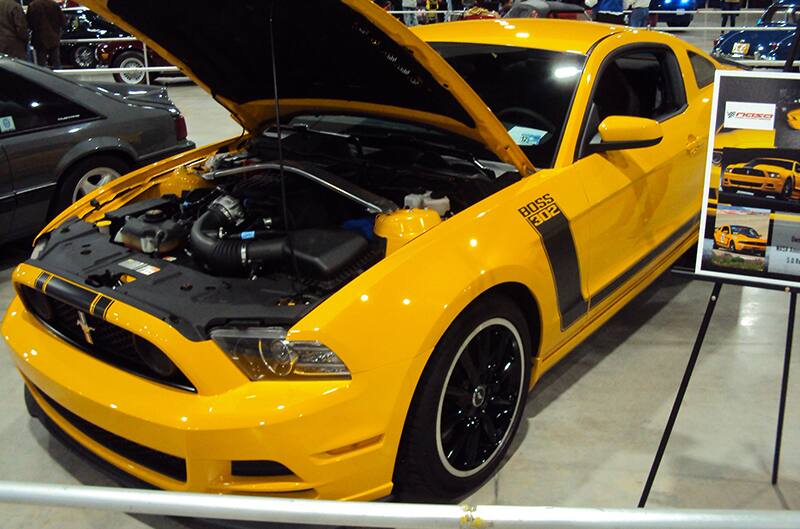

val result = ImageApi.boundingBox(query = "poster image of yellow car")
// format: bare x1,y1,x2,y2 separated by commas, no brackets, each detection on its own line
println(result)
707,205,770,271
721,157,800,200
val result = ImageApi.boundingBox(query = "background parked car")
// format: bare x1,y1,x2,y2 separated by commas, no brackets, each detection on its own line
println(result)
0,57,194,243
712,0,798,62
94,40,175,84
649,0,696,27
60,7,128,69
504,0,590,19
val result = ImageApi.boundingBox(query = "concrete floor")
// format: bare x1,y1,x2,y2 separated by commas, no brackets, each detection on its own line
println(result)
2,73,800,527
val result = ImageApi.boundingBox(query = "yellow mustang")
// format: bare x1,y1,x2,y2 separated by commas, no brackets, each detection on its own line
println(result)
2,1,719,502
722,157,800,200
713,224,768,254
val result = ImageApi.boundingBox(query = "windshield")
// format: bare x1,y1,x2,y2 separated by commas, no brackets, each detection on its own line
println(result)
430,43,585,168
732,226,760,238
748,158,794,170
760,6,797,26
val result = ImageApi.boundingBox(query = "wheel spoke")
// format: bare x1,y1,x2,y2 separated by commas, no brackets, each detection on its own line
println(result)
482,412,499,443
463,424,482,467
458,349,480,386
446,428,469,461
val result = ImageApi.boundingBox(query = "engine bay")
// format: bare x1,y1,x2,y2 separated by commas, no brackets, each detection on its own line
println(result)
32,126,521,338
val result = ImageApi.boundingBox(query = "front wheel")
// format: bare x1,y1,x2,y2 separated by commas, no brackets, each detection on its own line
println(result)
782,179,794,200
394,294,531,501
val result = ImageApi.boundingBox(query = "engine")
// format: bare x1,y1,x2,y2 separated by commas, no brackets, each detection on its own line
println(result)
100,151,482,291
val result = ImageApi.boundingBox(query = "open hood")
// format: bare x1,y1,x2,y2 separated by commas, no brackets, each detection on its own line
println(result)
78,0,535,175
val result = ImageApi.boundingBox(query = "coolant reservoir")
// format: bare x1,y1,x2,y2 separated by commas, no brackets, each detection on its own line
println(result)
374,208,442,255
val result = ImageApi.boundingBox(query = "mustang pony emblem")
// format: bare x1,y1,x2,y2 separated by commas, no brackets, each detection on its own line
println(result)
76,312,95,345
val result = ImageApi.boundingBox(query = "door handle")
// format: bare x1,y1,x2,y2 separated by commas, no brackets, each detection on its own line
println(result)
686,135,702,155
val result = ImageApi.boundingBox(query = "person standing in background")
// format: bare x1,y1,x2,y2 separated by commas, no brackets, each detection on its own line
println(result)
586,0,625,24
720,0,740,27
27,0,65,69
627,0,650,27
0,0,28,60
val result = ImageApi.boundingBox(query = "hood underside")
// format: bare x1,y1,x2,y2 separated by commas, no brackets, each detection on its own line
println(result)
80,0,535,174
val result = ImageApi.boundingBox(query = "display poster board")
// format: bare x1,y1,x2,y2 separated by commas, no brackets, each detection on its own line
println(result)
695,70,800,288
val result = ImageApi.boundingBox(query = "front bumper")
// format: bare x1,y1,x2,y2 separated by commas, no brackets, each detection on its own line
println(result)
735,241,767,252
2,265,410,501
722,173,784,193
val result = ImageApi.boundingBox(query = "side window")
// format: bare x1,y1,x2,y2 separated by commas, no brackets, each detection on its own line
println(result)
688,51,716,88
0,69,97,135
722,227,729,234
579,47,687,158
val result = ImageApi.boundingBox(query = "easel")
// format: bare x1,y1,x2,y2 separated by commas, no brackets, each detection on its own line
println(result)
638,27,800,509
638,271,797,507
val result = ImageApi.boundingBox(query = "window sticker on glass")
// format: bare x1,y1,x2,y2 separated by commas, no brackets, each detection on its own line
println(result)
508,126,547,146
0,116,15,133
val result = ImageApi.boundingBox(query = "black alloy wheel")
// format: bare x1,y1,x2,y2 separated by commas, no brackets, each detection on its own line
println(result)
436,320,524,477
394,294,531,501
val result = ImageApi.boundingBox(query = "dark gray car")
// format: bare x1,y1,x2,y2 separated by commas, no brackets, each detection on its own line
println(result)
0,56,195,243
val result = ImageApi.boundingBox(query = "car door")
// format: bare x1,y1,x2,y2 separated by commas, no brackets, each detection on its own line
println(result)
563,39,705,312
0,146,13,241
0,67,99,237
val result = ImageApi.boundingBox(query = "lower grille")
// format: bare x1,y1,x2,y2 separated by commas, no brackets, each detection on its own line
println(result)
731,180,763,187
19,285,195,392
33,384,187,482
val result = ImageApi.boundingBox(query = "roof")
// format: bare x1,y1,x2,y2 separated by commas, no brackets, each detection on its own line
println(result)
410,19,623,55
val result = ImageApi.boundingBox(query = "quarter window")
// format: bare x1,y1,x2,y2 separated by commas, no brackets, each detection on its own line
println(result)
0,69,96,135
688,51,716,88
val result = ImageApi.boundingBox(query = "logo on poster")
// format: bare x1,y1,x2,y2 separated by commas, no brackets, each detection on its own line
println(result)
723,102,776,131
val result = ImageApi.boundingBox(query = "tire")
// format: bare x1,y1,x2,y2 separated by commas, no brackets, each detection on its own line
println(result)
72,45,96,68
53,154,130,214
112,50,147,85
782,179,793,200
394,294,532,501
729,240,736,252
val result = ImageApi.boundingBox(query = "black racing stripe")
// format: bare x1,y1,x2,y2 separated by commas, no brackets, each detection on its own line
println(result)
92,297,114,319
34,272,50,291
41,276,98,315
592,213,700,307
530,212,588,330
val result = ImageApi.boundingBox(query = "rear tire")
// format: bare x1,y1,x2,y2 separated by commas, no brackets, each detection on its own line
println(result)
112,50,147,84
393,294,531,501
53,154,130,215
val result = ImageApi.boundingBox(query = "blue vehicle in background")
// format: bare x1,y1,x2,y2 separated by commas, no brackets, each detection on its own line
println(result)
712,0,798,63
650,0,696,27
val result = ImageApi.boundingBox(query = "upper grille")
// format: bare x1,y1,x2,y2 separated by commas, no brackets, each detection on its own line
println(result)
19,284,195,392
729,167,765,177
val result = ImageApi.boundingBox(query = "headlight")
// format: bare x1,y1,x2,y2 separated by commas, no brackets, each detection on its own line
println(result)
30,236,49,260
768,172,781,178
712,150,722,166
210,327,350,380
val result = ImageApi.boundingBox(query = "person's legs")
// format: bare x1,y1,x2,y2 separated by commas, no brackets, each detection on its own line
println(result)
34,48,47,66
48,48,61,69
630,7,648,27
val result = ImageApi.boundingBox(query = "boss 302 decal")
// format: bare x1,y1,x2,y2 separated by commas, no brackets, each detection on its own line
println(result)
518,194,587,330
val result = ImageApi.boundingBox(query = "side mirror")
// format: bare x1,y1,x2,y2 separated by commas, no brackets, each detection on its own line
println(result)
585,116,663,154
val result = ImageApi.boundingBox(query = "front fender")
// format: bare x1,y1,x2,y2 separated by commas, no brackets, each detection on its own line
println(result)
289,179,557,377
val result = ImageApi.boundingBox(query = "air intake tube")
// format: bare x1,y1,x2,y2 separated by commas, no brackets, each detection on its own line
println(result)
189,197,284,275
